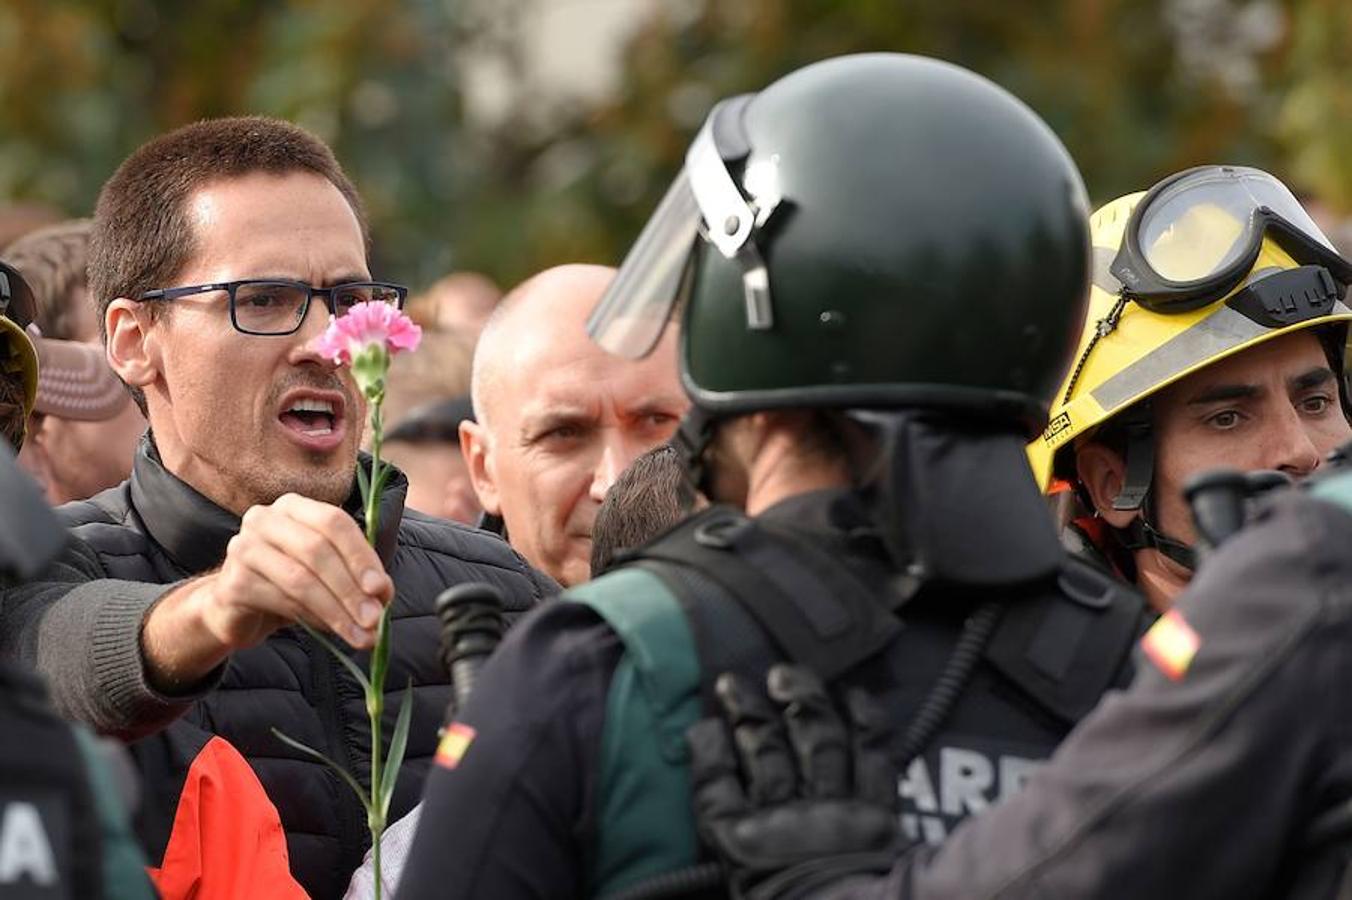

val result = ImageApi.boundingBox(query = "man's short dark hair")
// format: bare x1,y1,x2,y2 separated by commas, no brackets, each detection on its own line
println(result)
590,444,699,577
89,117,369,412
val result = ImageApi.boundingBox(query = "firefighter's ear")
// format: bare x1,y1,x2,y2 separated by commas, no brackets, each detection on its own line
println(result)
1075,442,1138,529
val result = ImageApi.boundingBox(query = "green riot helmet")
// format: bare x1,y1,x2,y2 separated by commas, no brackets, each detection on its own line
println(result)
588,53,1093,438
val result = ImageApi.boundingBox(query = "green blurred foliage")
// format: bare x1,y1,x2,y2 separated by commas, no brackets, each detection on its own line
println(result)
0,0,1347,290
0,0,461,284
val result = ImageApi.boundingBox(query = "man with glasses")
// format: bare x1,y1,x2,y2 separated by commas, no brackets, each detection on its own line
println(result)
0,116,555,899
1027,167,1352,614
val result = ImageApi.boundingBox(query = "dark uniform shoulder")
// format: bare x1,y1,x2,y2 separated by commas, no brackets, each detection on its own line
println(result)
984,552,1151,725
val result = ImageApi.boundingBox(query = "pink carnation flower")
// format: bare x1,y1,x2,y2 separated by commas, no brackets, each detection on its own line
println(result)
311,301,422,366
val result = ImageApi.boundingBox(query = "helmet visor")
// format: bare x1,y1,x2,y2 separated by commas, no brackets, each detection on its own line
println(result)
1137,166,1335,282
587,170,701,359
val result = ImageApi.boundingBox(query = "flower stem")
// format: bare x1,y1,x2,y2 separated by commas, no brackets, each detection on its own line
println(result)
370,648,385,898
365,400,384,547
364,394,387,897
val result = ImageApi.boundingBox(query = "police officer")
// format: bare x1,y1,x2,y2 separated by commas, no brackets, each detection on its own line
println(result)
396,53,1149,900
0,261,153,900
1028,170,1352,612
687,465,1352,899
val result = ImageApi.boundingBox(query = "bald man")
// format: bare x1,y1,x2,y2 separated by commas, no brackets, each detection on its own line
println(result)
460,264,687,586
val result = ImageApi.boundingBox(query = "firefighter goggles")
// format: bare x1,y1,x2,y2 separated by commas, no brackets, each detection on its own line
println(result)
1111,165,1352,314
587,93,783,359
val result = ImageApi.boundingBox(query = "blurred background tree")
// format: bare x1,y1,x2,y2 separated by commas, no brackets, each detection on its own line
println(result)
0,0,1346,291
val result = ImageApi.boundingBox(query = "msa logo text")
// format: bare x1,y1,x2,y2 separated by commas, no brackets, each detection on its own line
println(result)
1042,412,1072,445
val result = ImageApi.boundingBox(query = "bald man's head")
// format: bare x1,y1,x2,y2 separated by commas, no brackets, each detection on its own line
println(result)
470,264,617,430
459,263,688,586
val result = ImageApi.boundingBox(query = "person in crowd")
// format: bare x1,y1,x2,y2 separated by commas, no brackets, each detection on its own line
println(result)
458,263,689,586
0,116,555,900
396,53,1150,900
1028,168,1352,612
589,443,701,577
5,220,148,503
405,271,502,349
375,327,478,523
689,463,1352,899
1,260,155,899
382,395,481,524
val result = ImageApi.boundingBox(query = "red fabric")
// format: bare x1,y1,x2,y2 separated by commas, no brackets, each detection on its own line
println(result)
1071,515,1133,581
146,736,309,900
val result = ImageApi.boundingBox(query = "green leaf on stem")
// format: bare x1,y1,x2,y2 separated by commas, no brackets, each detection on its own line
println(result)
370,605,393,695
356,462,371,504
271,728,371,810
297,620,373,694
379,682,415,820
372,464,394,499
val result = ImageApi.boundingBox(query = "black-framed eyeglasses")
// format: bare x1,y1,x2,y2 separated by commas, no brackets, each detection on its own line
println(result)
136,279,408,336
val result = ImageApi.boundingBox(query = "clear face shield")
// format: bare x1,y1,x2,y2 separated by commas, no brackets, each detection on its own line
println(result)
586,94,784,359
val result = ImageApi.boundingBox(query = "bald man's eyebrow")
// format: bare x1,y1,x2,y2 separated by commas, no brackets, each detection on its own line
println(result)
519,409,595,443
1289,367,1335,393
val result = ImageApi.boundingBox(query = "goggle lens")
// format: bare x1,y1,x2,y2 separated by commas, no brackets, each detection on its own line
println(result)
1135,167,1337,286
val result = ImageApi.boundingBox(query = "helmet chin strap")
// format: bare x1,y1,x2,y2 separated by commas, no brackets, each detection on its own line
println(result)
1107,404,1197,572
671,407,719,498
1120,511,1197,572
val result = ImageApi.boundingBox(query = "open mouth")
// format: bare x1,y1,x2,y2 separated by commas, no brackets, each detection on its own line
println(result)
280,397,338,436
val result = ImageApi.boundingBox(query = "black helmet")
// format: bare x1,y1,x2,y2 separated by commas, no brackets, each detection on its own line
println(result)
588,53,1092,439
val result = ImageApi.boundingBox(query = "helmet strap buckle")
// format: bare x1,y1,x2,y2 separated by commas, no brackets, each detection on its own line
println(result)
686,99,781,332
1110,409,1155,512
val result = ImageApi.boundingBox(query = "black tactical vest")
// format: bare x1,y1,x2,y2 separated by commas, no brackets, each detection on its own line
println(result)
0,661,101,900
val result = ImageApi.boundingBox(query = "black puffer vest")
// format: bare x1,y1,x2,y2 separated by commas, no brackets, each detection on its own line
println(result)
61,444,556,899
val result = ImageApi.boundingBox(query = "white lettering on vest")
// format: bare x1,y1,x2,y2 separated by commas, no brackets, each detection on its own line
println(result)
940,748,994,816
899,748,1043,845
0,802,57,885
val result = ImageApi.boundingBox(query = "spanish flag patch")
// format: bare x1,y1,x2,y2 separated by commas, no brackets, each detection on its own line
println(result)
435,723,477,770
1141,609,1201,681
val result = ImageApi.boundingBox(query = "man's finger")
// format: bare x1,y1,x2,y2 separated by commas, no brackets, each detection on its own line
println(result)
767,665,849,799
714,672,796,805
844,688,898,808
273,493,393,600
688,718,749,825
252,496,390,629
233,536,375,648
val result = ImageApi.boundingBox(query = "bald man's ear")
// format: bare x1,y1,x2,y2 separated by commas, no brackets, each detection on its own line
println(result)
105,298,158,391
459,419,501,516
1074,441,1139,529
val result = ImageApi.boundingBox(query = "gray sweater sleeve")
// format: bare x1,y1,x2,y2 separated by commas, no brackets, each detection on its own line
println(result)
1,537,222,740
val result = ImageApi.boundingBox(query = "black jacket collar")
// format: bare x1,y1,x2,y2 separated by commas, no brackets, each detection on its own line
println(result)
128,436,408,574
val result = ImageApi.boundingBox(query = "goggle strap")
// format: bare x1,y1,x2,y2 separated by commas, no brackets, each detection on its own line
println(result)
1061,294,1127,406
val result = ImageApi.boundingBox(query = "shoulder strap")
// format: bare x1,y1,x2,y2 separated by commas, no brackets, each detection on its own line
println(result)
567,567,705,898
983,554,1150,725
627,506,901,683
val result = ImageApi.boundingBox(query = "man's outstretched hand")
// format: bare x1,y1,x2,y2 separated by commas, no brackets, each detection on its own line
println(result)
141,493,394,691
689,665,901,900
